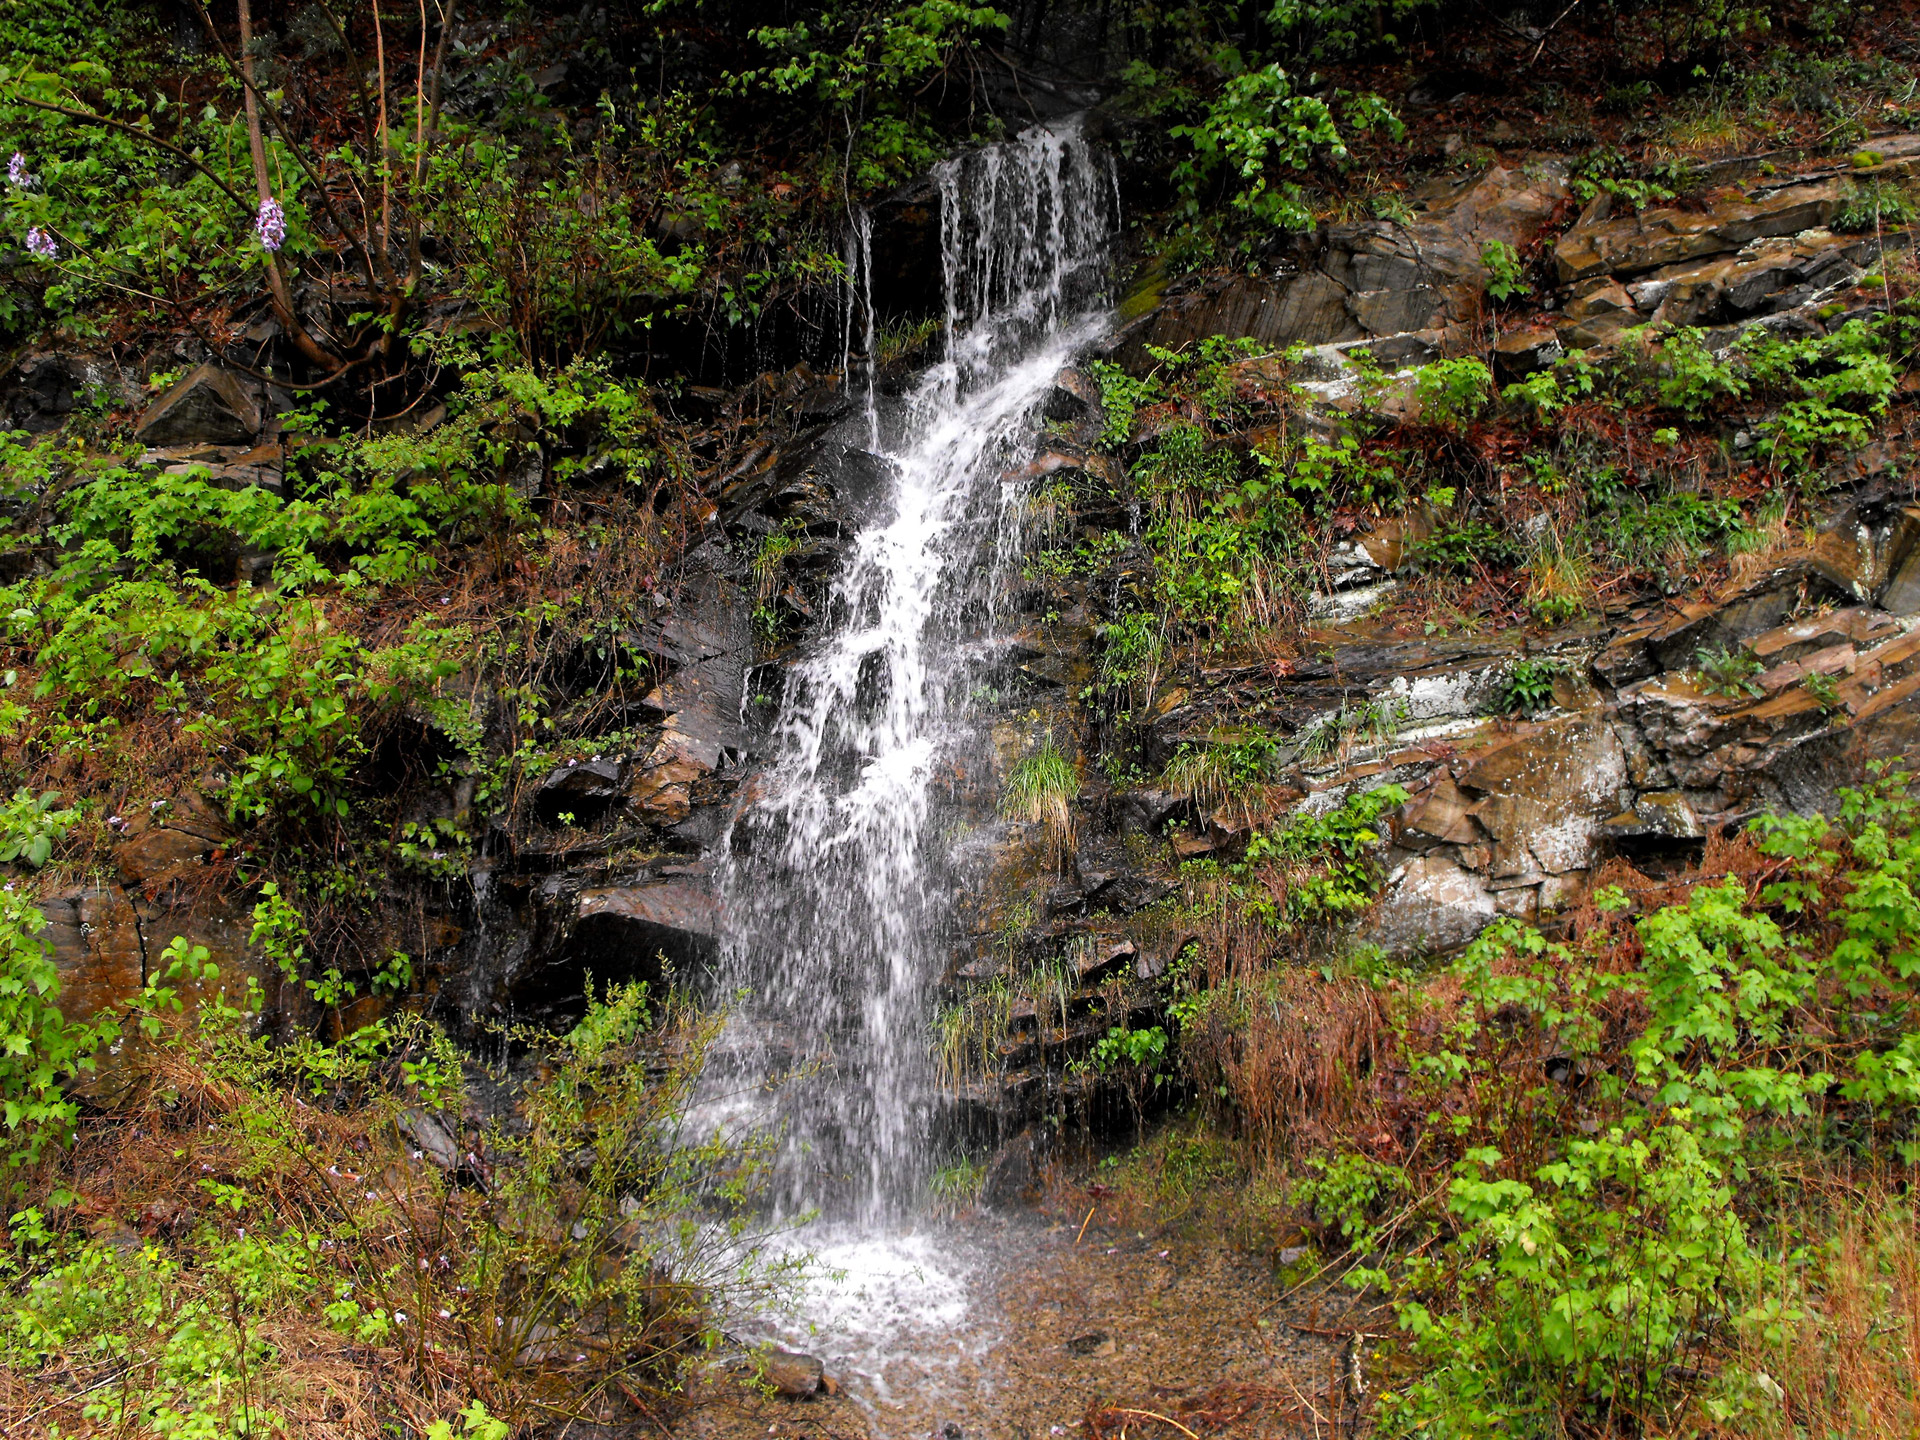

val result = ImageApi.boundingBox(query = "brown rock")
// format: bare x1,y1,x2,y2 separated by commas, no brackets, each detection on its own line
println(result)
41,886,145,1022
1493,325,1564,379
1554,180,1841,285
116,827,214,885
760,1348,824,1397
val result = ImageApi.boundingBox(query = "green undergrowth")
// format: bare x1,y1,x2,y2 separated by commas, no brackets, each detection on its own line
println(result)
0,350,696,1003
0,920,793,1434
1109,765,1920,1436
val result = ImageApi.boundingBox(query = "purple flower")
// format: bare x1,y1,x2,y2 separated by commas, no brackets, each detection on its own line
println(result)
254,197,286,253
24,227,54,260
7,153,31,189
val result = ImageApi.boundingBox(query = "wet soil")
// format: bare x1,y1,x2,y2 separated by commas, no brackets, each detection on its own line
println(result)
675,1203,1382,1440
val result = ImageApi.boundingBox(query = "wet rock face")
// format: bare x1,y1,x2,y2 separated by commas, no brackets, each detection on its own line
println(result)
1111,163,1569,361
133,363,264,446
2,352,136,433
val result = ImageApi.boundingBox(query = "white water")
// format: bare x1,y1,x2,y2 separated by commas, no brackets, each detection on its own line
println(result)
709,119,1116,1420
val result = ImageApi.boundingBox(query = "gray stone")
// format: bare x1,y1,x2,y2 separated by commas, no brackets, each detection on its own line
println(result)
134,363,263,446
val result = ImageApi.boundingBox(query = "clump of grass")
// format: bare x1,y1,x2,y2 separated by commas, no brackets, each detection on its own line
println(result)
1730,1188,1920,1437
1297,697,1408,768
876,314,941,366
1001,733,1079,865
1163,727,1282,815
928,1155,986,1210
1523,524,1591,625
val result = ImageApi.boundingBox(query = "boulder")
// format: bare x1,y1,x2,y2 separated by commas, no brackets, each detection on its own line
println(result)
1368,853,1500,955
570,879,721,977
134,363,263,446
1116,163,1566,361
760,1347,824,1398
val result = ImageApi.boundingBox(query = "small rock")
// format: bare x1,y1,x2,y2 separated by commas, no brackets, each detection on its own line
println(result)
1065,1330,1116,1358
761,1347,823,1397
396,1107,459,1169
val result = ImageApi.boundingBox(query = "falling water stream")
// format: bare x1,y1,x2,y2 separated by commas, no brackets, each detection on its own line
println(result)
706,119,1119,1417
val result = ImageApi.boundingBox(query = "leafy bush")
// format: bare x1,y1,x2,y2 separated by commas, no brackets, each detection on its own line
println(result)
0,974,793,1429
1498,656,1566,717
1657,327,1749,417
0,789,78,868
1244,781,1408,920
1170,64,1400,235
1411,516,1512,572
1414,358,1493,427
1480,241,1525,302
0,884,107,1174
1835,177,1919,232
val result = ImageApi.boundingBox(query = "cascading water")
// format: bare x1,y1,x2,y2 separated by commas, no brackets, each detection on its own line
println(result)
710,120,1118,1243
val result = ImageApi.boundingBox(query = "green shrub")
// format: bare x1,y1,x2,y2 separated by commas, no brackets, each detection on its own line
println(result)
0,885,108,1174
0,789,78,868
1415,358,1494,427
1480,241,1525,302
1169,64,1400,235
1498,657,1566,717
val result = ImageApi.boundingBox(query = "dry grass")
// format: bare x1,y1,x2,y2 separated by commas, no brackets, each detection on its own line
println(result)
1715,1186,1920,1439
0,996,744,1439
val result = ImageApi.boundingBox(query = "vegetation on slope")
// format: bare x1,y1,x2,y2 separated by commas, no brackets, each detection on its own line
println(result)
0,0,1916,1432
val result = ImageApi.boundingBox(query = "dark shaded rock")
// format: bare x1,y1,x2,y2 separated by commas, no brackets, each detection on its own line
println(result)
571,880,720,979
1072,937,1136,984
1880,506,1920,614
1065,1330,1116,1357
535,756,626,826
982,1127,1041,1208
1493,325,1563,379
3,352,131,433
134,363,263,445
1086,869,1172,913
1111,788,1190,835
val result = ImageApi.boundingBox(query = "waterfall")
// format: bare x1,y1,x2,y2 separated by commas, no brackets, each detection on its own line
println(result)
841,207,880,450
713,119,1117,1226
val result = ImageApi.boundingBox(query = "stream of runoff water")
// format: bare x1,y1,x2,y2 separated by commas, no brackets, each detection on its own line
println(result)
706,118,1119,1416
